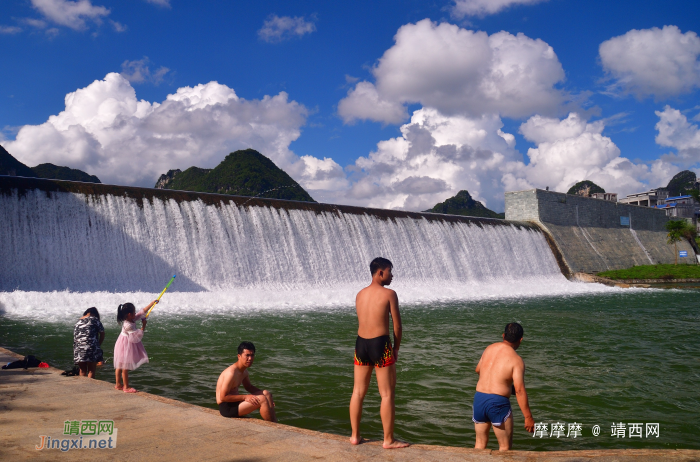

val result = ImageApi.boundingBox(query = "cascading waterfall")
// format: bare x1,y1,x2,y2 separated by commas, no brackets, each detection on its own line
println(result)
0,188,614,320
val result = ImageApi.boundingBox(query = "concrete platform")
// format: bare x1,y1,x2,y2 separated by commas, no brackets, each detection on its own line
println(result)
1,347,697,461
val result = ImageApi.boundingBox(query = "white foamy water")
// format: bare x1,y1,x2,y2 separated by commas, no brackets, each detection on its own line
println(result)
0,189,616,321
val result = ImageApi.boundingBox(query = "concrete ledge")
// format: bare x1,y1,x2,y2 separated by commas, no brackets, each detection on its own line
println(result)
601,278,700,284
572,272,651,288
2,347,698,461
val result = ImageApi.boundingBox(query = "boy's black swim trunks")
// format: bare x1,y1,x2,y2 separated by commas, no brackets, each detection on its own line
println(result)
219,401,241,418
353,335,395,367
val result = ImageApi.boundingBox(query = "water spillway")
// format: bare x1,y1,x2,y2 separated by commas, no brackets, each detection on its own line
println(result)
0,177,609,317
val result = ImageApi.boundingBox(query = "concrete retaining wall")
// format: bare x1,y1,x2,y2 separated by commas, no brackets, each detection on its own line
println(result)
505,189,696,273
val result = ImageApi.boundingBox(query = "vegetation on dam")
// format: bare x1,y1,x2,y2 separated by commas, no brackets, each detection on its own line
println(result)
598,264,700,280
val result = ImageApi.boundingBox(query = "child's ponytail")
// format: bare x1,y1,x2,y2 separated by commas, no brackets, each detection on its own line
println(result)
117,303,136,324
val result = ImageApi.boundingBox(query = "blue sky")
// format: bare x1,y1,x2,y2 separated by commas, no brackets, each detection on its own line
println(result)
1,0,700,212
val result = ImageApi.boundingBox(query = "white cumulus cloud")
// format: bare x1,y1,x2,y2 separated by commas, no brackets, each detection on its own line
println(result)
337,81,407,125
599,25,700,100
258,14,316,43
323,109,681,212
338,19,568,124
655,105,700,163
30,0,110,30
327,108,523,211
1,73,343,191
451,0,548,18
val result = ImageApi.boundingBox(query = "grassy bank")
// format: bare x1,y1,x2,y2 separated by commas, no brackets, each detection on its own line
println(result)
598,264,700,280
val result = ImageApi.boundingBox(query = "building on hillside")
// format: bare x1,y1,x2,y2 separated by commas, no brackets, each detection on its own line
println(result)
654,195,700,232
591,192,618,201
618,188,669,207
655,195,698,218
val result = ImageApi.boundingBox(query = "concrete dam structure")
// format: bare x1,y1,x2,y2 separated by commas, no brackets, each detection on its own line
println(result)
1,177,568,301
505,189,696,274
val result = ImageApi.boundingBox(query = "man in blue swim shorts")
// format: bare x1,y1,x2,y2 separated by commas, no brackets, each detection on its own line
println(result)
473,322,535,450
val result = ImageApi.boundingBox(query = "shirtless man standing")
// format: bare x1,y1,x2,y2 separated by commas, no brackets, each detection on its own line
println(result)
216,341,277,422
473,323,534,450
349,257,409,449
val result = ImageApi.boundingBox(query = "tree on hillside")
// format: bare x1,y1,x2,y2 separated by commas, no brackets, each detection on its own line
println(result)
666,220,694,265
566,180,605,197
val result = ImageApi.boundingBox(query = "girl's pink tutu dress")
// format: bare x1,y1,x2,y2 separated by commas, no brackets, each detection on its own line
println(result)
113,308,149,370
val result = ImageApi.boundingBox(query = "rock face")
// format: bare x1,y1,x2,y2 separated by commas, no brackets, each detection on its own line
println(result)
31,163,101,183
567,180,605,197
154,149,316,202
0,145,36,178
666,170,697,196
155,169,183,189
423,190,504,219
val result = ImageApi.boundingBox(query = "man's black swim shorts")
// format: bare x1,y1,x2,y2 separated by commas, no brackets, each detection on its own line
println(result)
219,401,241,418
354,335,395,367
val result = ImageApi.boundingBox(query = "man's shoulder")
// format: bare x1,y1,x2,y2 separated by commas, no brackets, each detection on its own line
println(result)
380,286,397,296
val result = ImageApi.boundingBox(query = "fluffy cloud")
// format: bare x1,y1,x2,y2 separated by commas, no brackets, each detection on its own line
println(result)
655,106,700,162
451,0,548,18
324,109,680,212
258,14,316,43
120,57,170,85
1,73,343,190
338,20,567,124
328,108,523,210
517,113,643,194
30,0,109,30
337,82,407,125
599,25,700,99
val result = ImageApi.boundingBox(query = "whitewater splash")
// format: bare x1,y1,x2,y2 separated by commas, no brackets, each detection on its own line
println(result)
0,187,616,320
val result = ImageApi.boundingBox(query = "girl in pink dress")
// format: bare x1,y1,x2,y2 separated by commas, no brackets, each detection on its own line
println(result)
114,300,157,393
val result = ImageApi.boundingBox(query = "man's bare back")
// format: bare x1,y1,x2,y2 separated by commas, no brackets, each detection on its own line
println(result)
475,342,522,397
473,323,534,451
349,258,409,449
355,283,396,339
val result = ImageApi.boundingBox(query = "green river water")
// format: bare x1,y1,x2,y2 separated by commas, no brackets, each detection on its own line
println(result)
1,289,699,451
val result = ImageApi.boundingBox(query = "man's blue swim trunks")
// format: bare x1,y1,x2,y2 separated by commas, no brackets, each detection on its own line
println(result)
472,391,512,427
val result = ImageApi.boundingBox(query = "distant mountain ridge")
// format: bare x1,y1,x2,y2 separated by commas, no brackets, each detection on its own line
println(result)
0,145,36,177
1,145,100,182
155,149,315,202
32,163,101,183
423,190,504,219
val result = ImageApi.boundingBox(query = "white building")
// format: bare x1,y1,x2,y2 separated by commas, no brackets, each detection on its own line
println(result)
591,192,618,202
618,188,669,207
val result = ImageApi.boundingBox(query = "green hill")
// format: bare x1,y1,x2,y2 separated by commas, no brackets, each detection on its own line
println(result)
155,149,315,202
31,163,101,183
666,170,696,197
0,145,36,177
423,190,504,219
567,180,605,196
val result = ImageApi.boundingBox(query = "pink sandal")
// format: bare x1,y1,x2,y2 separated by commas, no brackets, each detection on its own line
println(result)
123,388,137,393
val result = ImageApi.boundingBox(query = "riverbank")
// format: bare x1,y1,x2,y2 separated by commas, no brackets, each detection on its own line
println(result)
1,347,698,461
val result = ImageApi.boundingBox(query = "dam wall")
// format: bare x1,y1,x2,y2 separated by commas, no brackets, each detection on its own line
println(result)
505,189,696,273
0,176,565,294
